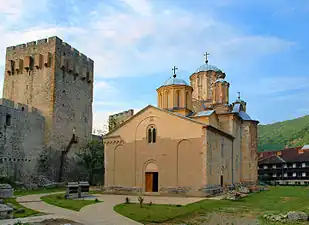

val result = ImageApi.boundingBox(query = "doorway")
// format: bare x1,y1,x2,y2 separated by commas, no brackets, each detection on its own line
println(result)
145,172,158,192
220,175,224,187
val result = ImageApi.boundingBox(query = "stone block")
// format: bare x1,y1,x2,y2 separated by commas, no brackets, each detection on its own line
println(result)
0,204,13,219
0,184,13,198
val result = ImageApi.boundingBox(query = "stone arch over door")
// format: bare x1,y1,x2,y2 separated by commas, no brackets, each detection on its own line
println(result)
144,160,159,192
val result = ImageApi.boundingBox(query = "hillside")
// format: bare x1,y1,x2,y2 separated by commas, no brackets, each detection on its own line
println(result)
258,115,309,152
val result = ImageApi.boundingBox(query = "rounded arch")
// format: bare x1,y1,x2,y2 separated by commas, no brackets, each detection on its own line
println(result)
176,139,193,187
145,161,158,172
113,144,124,185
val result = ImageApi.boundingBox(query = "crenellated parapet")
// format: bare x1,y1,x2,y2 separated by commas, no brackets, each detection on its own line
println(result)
0,98,43,115
5,36,93,83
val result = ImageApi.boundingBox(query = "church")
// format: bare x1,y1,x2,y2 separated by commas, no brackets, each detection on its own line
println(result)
103,55,259,196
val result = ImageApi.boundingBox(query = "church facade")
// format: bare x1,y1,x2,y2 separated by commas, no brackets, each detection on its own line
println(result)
103,58,259,196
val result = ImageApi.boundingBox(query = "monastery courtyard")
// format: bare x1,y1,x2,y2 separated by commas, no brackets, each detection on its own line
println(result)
2,192,204,225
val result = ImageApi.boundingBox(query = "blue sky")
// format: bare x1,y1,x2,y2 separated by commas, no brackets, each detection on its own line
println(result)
0,0,309,131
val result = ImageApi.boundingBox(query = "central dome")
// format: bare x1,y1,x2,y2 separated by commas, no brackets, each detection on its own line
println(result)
163,77,188,86
196,64,221,73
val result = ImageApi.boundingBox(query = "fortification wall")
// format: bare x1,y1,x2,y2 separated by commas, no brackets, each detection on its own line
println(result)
109,109,134,131
3,36,94,155
52,37,94,154
0,98,45,180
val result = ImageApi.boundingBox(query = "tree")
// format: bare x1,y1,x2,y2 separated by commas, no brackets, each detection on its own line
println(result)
76,140,104,185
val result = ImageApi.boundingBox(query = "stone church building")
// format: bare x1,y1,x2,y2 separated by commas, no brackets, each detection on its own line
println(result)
104,59,259,196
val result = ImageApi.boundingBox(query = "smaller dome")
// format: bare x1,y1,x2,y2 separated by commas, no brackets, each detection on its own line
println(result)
163,77,189,86
196,64,222,73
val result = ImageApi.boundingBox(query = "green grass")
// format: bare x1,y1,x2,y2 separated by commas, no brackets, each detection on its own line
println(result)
41,193,101,211
14,187,66,196
3,198,40,218
114,187,309,224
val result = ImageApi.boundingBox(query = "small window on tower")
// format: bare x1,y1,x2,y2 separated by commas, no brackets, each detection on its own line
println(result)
6,114,11,126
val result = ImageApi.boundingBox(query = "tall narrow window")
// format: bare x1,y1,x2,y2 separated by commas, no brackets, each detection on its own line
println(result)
148,128,152,143
152,128,156,143
186,92,189,109
147,126,157,144
221,138,224,158
164,92,169,108
6,114,11,126
176,90,180,108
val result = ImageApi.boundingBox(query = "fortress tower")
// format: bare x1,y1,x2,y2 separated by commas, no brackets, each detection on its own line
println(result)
3,36,93,153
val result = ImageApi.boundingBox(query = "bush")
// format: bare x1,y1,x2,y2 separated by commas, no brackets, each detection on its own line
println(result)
125,197,130,204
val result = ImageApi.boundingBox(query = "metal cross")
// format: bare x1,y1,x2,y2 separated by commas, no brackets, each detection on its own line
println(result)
172,66,178,78
237,92,241,100
204,52,210,64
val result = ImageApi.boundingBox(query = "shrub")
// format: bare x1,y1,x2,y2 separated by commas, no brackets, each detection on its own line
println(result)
137,195,144,208
125,197,130,204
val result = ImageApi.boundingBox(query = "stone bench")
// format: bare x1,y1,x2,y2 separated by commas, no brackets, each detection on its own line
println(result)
67,182,79,195
0,184,13,199
79,181,89,193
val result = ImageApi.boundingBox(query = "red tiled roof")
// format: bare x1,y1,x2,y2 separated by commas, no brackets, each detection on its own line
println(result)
259,146,309,164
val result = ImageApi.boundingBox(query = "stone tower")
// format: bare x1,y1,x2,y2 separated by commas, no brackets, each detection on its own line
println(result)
3,36,93,153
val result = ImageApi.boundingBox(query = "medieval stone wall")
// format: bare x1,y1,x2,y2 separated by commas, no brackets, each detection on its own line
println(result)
1,36,94,182
3,36,93,155
0,98,44,180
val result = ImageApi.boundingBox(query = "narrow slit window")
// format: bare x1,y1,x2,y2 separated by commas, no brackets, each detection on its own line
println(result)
152,128,156,143
6,114,11,126
148,128,152,143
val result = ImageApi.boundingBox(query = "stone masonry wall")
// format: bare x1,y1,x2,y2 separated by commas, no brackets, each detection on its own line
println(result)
3,36,93,154
0,98,44,180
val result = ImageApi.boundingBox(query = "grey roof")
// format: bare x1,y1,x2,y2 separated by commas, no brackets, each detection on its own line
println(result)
232,103,252,121
238,111,252,120
194,110,215,117
196,64,221,73
232,104,241,113
162,77,189,86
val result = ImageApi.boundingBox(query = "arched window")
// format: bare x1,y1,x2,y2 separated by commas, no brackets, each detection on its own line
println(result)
148,128,152,143
165,92,169,108
147,126,157,144
176,90,180,108
152,128,156,143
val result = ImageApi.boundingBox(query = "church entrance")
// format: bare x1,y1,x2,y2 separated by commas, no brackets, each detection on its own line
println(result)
145,162,159,192
145,172,158,192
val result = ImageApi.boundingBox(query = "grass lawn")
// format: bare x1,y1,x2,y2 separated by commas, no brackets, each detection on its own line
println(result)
41,193,101,211
3,198,41,218
114,186,309,224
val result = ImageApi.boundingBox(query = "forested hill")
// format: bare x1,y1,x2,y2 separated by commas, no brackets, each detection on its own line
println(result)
258,115,309,152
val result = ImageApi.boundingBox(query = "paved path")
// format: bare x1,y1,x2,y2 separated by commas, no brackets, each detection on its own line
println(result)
3,193,205,225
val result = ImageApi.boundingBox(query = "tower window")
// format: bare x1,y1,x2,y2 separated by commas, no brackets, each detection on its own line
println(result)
147,126,157,144
176,90,180,108
6,114,11,126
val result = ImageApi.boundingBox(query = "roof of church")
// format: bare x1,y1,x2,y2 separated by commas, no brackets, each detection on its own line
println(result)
162,77,189,86
196,64,222,73
215,78,229,84
193,110,215,117
104,105,235,140
232,102,252,121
